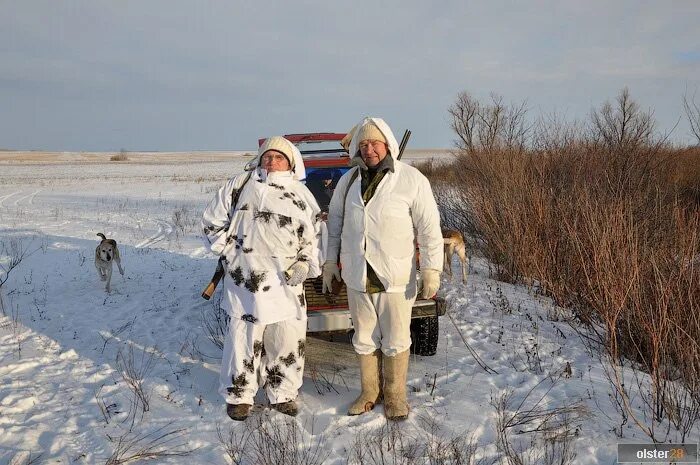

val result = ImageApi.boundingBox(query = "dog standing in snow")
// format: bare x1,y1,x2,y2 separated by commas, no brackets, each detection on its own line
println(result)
94,233,124,293
443,229,468,283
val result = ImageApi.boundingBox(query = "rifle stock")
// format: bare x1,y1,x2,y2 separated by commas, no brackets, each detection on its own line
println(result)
200,171,253,300
201,258,225,300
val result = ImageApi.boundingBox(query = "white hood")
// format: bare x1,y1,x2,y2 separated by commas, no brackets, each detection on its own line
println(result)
247,136,307,182
346,117,400,161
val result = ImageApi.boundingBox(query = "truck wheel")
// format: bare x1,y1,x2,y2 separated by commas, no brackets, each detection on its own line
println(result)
410,315,439,356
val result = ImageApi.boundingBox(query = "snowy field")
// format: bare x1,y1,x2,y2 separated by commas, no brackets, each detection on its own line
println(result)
1,152,695,464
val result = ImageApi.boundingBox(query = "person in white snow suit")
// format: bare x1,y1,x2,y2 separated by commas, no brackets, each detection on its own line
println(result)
322,117,443,421
202,136,322,421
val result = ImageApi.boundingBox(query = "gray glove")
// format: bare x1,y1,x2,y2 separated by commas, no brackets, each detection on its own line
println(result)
285,261,310,286
321,260,341,293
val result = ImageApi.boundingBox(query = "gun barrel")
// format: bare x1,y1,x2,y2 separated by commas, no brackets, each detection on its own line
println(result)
397,130,411,160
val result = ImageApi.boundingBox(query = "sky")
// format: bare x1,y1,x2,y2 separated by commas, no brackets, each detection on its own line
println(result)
1,1,699,151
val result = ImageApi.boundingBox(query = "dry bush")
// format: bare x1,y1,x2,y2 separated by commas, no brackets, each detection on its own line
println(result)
116,345,158,428
683,91,700,145
0,238,34,315
110,149,129,162
202,290,229,350
347,417,485,465
449,91,529,154
105,422,195,464
412,157,458,185
172,205,199,237
433,88,700,441
589,87,657,152
492,386,582,465
670,147,700,205
217,415,329,465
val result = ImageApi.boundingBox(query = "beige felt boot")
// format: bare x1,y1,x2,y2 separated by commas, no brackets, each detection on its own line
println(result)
383,350,410,421
348,350,383,415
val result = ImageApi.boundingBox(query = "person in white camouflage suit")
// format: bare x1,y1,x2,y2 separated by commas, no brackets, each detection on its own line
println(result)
202,136,322,421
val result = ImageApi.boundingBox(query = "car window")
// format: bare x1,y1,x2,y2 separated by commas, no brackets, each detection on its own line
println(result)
305,167,350,212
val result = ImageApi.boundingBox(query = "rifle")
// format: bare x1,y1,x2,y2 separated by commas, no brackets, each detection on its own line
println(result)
201,172,252,300
397,129,411,160
201,259,225,300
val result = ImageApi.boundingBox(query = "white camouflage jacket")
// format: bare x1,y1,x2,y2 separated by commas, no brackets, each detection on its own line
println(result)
202,168,322,325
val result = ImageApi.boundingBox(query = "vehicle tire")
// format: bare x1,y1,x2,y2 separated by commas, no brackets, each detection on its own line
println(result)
410,315,439,356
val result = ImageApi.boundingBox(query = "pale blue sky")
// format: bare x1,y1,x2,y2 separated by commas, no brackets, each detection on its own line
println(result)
1,1,699,150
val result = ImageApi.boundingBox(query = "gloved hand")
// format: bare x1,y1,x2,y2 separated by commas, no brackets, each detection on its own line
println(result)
285,261,310,286
421,268,441,299
322,260,341,293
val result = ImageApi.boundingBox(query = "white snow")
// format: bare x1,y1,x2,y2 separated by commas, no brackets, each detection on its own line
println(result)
0,152,696,464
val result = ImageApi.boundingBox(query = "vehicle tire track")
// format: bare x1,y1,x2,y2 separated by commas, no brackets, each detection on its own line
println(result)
13,189,41,206
28,189,41,205
0,191,21,208
135,219,174,248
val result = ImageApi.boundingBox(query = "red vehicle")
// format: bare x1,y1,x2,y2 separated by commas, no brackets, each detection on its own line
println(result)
257,133,446,356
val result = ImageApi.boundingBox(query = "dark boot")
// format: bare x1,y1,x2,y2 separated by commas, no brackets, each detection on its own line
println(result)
226,403,251,421
271,400,298,417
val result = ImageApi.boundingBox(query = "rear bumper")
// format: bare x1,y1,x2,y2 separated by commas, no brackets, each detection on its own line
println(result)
306,296,446,333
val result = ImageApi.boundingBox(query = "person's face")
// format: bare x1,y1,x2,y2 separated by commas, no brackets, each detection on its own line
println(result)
359,139,388,167
261,150,291,172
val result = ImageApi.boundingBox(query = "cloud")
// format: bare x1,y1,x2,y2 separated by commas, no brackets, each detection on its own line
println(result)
1,1,699,149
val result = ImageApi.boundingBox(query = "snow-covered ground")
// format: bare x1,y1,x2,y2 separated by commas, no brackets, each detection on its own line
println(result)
0,153,696,464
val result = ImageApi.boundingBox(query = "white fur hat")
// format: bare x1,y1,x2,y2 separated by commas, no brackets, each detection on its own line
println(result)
259,136,295,170
256,136,306,181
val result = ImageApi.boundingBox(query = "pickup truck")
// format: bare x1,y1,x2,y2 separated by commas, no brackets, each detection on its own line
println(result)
257,133,446,356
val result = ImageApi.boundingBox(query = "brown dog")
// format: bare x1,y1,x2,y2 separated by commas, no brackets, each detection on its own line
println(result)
95,233,124,293
442,229,468,283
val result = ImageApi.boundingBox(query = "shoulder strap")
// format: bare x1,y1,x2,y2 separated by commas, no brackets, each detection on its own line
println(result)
227,171,253,221
342,167,360,207
334,167,360,262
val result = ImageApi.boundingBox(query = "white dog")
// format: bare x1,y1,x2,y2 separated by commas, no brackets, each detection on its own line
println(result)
94,233,124,292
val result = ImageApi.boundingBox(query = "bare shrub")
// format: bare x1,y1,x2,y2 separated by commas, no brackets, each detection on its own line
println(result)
217,415,329,465
202,291,229,350
116,345,158,427
100,317,136,353
95,384,119,425
105,422,195,464
412,157,458,185
0,238,34,315
437,88,700,442
347,418,485,465
172,205,199,237
449,91,529,154
217,423,251,465
683,91,700,145
492,384,583,465
589,87,659,152
110,149,129,162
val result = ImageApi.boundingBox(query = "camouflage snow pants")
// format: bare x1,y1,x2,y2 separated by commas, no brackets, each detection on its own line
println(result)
220,317,306,405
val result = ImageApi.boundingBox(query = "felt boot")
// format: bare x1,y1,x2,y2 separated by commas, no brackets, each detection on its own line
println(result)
383,350,410,421
348,350,383,415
